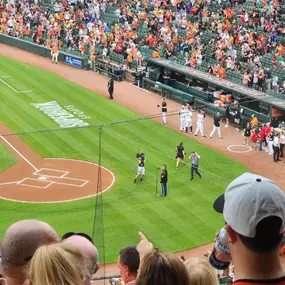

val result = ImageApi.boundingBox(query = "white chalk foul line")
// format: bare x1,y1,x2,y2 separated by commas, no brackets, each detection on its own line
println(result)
0,78,32,93
0,135,38,171
0,79,18,92
0,181,19,186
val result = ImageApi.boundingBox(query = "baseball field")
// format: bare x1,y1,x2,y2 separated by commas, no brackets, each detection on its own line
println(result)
0,55,248,263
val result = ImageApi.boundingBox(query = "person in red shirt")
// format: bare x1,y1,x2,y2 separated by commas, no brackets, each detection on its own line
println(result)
251,129,258,150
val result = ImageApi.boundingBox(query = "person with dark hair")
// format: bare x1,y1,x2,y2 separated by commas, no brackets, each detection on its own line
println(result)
213,173,285,285
118,246,140,285
175,142,185,168
135,249,189,285
160,164,168,197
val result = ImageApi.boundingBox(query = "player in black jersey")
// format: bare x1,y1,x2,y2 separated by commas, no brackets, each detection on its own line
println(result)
134,153,146,183
157,98,167,125
175,142,186,168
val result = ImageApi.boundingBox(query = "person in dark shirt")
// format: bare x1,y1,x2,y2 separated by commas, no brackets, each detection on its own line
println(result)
160,164,168,197
107,77,114,100
175,142,185,168
209,112,222,139
243,122,251,145
161,98,167,125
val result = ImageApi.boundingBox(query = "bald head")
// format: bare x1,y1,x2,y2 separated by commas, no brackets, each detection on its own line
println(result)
1,220,59,275
62,235,99,276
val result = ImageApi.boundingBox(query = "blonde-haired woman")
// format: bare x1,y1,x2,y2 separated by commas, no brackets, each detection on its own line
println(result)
136,249,189,285
184,257,219,285
26,243,91,285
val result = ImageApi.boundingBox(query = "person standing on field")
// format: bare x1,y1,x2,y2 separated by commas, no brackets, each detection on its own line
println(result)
179,105,187,132
185,106,193,135
189,152,202,180
108,77,114,100
210,112,222,139
160,164,168,197
175,142,185,168
51,43,59,64
161,98,167,125
194,110,206,138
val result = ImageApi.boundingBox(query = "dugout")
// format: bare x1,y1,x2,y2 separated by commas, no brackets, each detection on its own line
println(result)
145,58,285,124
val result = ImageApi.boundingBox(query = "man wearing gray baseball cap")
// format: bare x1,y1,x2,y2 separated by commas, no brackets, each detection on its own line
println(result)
213,173,285,285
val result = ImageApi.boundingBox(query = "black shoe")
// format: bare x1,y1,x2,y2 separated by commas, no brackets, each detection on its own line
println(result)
209,137,212,139
194,135,198,137
190,178,193,181
134,179,136,183
140,178,143,182
278,159,281,161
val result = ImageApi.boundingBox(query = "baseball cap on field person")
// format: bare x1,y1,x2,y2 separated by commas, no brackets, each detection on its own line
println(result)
213,172,285,238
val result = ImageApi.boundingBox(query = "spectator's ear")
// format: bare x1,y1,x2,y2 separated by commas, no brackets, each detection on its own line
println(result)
226,225,237,244
94,262,100,274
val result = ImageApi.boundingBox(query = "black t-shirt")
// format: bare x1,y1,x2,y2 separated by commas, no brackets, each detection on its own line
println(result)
244,127,251,137
138,157,145,167
160,170,168,183
177,145,184,157
214,115,221,127
162,101,167,112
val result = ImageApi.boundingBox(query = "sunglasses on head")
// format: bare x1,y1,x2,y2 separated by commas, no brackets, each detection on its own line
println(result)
61,232,94,244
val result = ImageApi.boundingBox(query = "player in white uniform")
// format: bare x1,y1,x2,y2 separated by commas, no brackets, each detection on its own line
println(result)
185,107,193,135
194,110,206,137
179,105,187,132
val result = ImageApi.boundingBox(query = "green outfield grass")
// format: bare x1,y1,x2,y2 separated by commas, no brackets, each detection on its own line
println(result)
0,144,17,172
0,56,248,263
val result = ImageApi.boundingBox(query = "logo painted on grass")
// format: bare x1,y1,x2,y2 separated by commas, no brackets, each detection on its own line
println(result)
30,101,90,128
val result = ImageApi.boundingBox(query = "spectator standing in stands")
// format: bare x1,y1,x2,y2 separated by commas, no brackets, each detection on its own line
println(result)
194,110,206,138
108,77,114,100
118,246,140,285
210,112,222,140
1,220,59,285
135,250,190,285
62,233,100,284
213,173,285,285
273,133,281,163
189,152,202,181
26,243,90,285
184,257,219,285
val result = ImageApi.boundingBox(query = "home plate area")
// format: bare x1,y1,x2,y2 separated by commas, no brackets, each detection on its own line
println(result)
17,168,89,189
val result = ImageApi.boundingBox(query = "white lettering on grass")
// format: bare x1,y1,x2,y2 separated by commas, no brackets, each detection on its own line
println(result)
31,101,90,128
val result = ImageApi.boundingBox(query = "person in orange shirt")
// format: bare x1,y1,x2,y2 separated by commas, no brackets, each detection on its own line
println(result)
51,44,59,64
219,66,226,79
152,50,159,58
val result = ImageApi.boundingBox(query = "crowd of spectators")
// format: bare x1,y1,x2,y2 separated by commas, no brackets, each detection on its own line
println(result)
0,173,284,285
0,0,284,93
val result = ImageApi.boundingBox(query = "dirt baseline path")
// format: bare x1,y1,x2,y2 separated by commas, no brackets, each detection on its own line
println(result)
0,123,115,203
